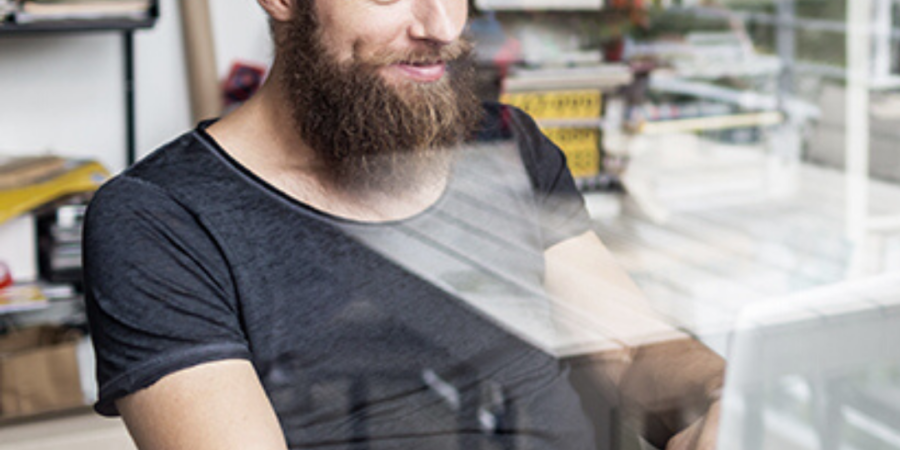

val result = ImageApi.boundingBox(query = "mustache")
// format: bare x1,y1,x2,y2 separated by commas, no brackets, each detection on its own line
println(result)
362,39,473,67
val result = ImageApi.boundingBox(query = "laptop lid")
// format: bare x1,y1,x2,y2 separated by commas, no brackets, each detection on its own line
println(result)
717,274,900,450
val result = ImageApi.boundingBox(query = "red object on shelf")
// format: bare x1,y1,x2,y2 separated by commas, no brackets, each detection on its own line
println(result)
611,0,642,7
604,38,625,62
222,61,268,107
0,262,12,290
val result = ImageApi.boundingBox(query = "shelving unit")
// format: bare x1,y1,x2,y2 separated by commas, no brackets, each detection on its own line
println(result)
471,1,637,190
674,0,900,274
0,2,159,312
0,1,159,166
667,2,900,88
472,1,809,193
0,16,156,34
0,3,159,423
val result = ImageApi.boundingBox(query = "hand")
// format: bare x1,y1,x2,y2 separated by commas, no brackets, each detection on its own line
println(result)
665,401,721,450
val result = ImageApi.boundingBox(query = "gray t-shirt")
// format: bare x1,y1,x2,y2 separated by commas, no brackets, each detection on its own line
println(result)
84,103,595,449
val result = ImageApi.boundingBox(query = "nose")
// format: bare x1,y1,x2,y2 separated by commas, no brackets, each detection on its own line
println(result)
409,0,466,46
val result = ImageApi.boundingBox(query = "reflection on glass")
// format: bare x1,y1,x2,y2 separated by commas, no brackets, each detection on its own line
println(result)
720,275,900,450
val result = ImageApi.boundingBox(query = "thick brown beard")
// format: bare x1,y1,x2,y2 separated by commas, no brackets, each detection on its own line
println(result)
277,3,484,196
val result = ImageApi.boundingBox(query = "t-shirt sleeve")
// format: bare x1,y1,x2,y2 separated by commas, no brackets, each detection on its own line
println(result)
502,104,592,248
83,175,251,417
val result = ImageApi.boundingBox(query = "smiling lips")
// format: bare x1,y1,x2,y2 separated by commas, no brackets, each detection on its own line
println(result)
391,61,447,83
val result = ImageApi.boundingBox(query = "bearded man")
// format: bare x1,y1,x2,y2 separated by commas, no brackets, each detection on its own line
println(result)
83,0,725,449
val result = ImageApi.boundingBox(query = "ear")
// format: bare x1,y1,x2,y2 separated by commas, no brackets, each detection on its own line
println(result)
257,0,295,22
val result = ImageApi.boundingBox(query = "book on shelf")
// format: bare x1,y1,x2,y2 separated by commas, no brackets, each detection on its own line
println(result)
634,111,783,135
503,64,633,93
15,0,151,23
542,127,602,179
476,0,603,10
501,89,603,120
0,156,67,190
0,283,49,314
629,100,736,123
500,88,605,179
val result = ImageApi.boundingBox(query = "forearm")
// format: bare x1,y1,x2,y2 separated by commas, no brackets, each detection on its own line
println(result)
544,231,725,447
618,337,724,448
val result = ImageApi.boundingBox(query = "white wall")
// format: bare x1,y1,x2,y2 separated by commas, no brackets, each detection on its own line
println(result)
0,0,271,173
209,0,273,78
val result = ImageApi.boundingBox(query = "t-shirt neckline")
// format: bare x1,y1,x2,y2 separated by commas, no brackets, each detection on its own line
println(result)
192,119,454,228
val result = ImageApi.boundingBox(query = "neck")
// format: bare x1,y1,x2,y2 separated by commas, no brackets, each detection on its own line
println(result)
208,68,312,173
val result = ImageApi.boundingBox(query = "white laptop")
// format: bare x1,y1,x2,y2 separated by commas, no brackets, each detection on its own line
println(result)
717,274,900,450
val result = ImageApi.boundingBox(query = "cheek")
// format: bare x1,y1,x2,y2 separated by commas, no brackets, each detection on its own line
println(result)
313,1,367,61
450,0,469,32
320,19,407,64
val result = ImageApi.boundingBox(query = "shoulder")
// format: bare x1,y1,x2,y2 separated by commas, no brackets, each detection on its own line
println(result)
89,124,239,222
84,126,227,245
124,126,224,192
83,173,216,263
475,101,552,157
86,174,179,226
474,101,541,143
474,101,567,183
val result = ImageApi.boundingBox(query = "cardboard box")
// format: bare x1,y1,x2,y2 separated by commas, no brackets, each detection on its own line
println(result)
0,326,86,418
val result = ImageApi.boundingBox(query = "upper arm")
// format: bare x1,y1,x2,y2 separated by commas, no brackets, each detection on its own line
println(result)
501,103,683,349
118,359,288,450
502,104,593,248
543,231,687,348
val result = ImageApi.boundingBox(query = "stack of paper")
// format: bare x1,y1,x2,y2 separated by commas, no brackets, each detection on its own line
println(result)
16,0,151,23
504,64,633,93
0,156,67,190
476,0,603,10
0,284,48,314
0,157,109,225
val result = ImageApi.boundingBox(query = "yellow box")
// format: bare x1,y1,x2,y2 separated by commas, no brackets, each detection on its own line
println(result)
543,128,601,179
501,90,603,119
